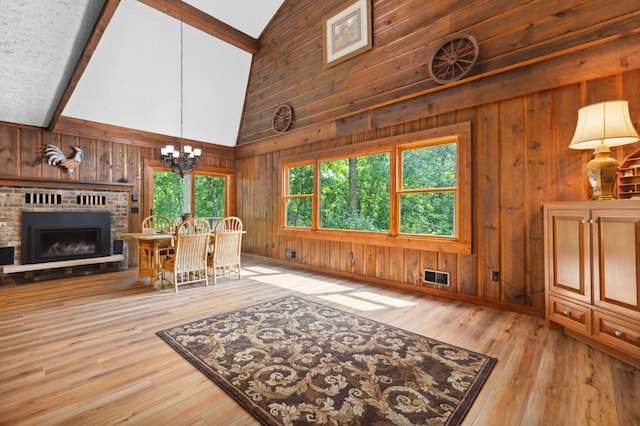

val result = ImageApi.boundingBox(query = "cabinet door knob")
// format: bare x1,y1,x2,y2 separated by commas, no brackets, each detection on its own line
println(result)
562,310,570,316
614,330,623,337
589,219,595,225
581,219,587,224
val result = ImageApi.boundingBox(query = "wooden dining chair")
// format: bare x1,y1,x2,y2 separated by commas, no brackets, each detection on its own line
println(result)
139,215,172,282
141,214,173,255
141,215,171,233
161,218,210,292
171,215,183,232
208,217,243,285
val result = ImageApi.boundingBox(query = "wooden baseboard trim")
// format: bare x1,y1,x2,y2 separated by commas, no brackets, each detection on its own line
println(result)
242,253,541,317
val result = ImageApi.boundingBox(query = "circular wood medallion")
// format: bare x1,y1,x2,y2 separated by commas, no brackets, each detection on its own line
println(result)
272,104,293,133
428,34,479,84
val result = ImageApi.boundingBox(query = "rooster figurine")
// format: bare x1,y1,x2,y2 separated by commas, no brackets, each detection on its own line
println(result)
44,145,83,174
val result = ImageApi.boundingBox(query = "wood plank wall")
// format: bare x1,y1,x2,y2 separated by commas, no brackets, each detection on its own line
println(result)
235,0,640,315
1,0,638,317
0,120,235,235
238,0,640,144
236,70,640,316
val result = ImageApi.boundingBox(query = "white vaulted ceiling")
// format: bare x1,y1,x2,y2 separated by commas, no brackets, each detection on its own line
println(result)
0,0,104,127
0,0,284,147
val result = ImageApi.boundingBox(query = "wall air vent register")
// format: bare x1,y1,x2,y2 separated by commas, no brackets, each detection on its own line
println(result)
423,268,451,287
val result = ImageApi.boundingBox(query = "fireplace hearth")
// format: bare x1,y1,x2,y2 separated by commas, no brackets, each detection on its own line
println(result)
21,211,111,264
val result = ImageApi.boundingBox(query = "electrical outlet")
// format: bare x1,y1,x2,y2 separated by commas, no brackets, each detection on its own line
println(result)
491,271,499,281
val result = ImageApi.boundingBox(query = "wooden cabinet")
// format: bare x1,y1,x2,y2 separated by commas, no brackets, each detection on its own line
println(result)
544,200,640,367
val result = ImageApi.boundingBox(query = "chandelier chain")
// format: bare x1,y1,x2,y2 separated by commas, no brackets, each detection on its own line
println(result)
180,0,183,148
159,1,202,178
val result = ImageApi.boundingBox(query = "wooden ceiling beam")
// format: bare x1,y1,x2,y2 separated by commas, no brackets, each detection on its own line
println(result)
139,0,259,54
48,0,120,133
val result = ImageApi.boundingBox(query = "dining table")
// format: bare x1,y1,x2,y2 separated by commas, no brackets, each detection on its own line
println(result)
120,232,175,289
121,229,246,289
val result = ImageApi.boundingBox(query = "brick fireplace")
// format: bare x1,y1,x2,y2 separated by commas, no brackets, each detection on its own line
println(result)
0,180,129,278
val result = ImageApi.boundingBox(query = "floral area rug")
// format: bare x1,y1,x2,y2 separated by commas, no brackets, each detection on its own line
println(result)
157,296,496,425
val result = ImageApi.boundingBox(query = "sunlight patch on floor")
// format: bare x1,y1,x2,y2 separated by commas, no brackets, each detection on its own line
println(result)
349,291,417,307
250,273,354,294
319,294,387,311
242,266,283,275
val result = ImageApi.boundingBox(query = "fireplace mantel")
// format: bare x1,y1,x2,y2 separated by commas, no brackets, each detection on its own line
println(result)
0,175,133,192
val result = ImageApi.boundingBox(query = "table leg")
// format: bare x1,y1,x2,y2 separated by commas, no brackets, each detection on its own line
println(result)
137,240,158,287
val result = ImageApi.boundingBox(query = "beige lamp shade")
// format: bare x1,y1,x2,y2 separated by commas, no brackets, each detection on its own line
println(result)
569,100,639,150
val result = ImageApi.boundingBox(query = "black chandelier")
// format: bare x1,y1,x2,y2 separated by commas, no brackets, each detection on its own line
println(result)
160,144,201,178
159,0,202,179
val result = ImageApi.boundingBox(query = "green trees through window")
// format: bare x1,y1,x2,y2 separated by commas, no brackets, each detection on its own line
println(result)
320,153,390,231
153,171,185,219
195,175,225,218
286,164,313,227
153,171,226,221
284,139,459,238
399,143,456,236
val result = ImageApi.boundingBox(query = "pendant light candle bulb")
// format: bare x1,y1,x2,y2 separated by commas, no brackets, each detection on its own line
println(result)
159,143,203,178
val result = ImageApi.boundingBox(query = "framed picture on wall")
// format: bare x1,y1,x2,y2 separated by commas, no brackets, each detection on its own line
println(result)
323,0,372,68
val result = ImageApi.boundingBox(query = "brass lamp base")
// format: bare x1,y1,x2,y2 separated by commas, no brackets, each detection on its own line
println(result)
586,144,618,200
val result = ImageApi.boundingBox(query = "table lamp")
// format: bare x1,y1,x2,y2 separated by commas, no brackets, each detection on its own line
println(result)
569,100,639,200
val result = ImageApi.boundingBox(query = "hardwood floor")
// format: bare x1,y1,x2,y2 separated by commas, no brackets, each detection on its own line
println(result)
1,257,638,425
